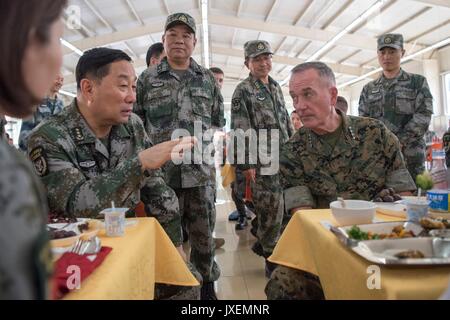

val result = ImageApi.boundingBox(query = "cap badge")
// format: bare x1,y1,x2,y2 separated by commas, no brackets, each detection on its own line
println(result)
179,15,187,23
384,37,392,44
257,43,265,51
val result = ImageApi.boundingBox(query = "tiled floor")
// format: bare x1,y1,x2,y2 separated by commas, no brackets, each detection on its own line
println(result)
212,187,268,300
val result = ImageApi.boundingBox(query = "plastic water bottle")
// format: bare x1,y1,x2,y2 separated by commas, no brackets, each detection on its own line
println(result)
431,150,448,190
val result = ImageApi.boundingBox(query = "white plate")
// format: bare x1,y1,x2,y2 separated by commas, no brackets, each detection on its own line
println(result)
353,237,450,265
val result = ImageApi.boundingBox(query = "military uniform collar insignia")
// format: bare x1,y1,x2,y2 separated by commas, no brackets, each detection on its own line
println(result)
67,99,97,144
72,127,85,142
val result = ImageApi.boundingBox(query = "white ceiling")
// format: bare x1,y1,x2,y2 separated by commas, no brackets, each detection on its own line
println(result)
61,0,450,100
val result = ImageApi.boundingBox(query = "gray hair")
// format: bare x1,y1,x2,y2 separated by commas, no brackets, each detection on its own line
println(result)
291,62,336,86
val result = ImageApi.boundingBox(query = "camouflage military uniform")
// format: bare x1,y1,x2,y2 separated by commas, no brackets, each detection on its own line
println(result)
265,112,416,299
19,96,65,151
27,99,182,246
0,115,7,138
135,57,225,283
0,140,53,299
358,33,433,181
443,130,450,168
230,51,293,257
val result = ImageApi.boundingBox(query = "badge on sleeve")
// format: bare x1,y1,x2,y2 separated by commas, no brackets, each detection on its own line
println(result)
232,98,241,111
30,147,48,177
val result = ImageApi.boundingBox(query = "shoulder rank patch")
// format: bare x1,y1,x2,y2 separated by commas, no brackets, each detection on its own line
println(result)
232,98,241,111
29,147,48,177
151,82,164,88
72,127,84,142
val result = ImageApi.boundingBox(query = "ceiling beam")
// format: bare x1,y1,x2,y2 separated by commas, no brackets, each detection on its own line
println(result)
208,14,425,53
408,0,450,8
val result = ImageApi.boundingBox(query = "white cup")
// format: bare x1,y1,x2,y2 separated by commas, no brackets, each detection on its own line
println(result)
101,208,128,237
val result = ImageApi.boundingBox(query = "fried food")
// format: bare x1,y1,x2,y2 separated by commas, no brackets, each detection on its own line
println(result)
419,217,446,230
395,250,425,259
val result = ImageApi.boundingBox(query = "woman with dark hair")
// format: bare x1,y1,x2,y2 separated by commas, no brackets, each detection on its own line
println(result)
0,0,67,299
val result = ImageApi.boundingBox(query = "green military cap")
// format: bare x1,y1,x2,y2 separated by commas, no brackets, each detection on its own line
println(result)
165,12,196,34
377,33,403,50
244,40,273,59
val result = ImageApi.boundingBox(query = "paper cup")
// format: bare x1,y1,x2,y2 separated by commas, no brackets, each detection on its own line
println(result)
100,208,128,237
404,198,429,222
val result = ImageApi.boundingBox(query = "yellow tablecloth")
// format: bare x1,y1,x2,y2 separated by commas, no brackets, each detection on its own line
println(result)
269,210,450,300
64,218,199,300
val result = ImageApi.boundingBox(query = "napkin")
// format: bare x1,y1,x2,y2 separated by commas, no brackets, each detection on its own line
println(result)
52,247,112,299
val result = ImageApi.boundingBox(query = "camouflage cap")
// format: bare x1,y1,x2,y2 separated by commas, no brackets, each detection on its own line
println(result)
244,40,273,59
377,33,403,50
165,12,196,34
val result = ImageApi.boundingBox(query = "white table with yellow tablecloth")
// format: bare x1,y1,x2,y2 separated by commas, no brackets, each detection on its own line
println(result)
64,217,198,300
268,210,450,300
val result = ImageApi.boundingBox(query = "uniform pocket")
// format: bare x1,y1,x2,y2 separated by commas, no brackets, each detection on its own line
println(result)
191,87,212,120
367,92,383,118
147,89,173,118
395,89,416,114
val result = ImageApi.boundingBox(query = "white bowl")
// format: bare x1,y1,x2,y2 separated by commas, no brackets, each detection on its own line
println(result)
330,200,376,226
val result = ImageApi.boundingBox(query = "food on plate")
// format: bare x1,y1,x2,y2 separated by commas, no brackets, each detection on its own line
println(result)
77,222,89,232
373,188,402,203
348,225,416,240
48,214,77,224
49,229,77,239
419,217,448,229
394,250,425,259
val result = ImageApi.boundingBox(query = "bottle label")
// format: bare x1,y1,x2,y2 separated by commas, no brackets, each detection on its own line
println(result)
431,169,448,188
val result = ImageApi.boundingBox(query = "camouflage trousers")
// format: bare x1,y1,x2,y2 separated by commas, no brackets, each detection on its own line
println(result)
403,145,425,181
265,265,325,300
251,173,284,257
155,262,202,300
404,155,425,182
231,168,246,218
141,180,182,246
175,185,220,283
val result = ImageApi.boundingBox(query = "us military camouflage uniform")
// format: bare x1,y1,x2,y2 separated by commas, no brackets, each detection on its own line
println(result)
265,112,416,300
0,140,53,299
230,74,293,257
358,68,433,180
135,57,225,283
19,96,65,151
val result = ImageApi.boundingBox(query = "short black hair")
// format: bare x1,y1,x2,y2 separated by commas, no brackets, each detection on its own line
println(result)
145,42,164,67
76,47,132,90
209,67,224,75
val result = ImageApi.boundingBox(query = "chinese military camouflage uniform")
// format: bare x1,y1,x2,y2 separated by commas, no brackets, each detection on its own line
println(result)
443,130,450,167
358,69,433,181
19,96,65,151
27,99,182,245
0,140,53,299
27,100,200,299
231,72,293,258
0,115,6,139
135,57,225,283
265,112,416,300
